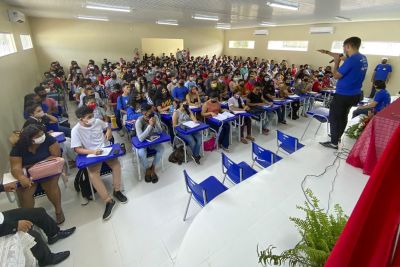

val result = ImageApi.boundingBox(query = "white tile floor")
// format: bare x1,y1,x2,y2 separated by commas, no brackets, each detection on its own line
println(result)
0,103,365,267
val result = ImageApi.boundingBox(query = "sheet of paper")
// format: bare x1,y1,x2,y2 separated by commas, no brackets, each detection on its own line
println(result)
182,121,200,128
288,94,300,98
222,111,235,118
189,105,199,109
87,147,113,158
232,110,246,114
213,114,228,121
50,132,64,138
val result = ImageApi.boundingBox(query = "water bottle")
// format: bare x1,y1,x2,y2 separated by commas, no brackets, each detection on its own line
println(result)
169,104,174,114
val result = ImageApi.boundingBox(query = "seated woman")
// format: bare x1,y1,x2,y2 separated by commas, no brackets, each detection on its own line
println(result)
172,100,202,164
9,124,65,224
228,89,254,144
126,93,142,122
186,85,201,107
201,91,230,152
23,103,59,130
155,86,172,113
279,79,300,120
352,80,391,118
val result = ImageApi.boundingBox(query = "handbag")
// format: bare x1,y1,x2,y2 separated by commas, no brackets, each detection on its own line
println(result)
203,136,216,151
28,157,65,180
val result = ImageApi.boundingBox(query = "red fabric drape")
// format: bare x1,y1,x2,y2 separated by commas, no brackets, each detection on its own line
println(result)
325,126,400,267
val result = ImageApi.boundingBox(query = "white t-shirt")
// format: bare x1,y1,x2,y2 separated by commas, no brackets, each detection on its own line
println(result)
71,119,108,150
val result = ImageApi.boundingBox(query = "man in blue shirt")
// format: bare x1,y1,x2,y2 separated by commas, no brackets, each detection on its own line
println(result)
318,37,368,149
369,58,392,98
172,79,189,101
352,80,391,118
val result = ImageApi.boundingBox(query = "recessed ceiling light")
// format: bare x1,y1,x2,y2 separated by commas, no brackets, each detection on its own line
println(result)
86,3,131,13
266,1,299,11
335,16,352,21
259,21,277,26
216,23,231,29
156,20,179,26
77,15,109,21
192,14,219,21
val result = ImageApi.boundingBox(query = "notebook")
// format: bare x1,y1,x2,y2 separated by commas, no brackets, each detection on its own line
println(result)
182,121,200,128
145,135,160,142
87,147,113,158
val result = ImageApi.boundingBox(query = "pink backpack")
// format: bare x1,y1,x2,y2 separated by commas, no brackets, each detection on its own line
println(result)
28,157,65,180
203,137,216,151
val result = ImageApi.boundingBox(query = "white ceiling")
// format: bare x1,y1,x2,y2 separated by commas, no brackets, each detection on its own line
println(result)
5,0,400,28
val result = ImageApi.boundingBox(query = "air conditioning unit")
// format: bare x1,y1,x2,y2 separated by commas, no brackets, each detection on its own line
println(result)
8,10,25,23
309,26,334,34
253,29,269,36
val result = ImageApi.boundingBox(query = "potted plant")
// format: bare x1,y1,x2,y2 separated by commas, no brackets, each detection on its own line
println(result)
257,189,348,267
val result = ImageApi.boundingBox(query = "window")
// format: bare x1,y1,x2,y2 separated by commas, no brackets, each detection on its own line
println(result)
228,40,255,49
331,41,400,56
267,41,308,51
0,33,17,57
20,34,33,50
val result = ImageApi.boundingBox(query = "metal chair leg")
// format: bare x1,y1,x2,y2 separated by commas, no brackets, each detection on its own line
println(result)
300,118,313,140
222,174,227,184
183,193,192,221
314,122,323,137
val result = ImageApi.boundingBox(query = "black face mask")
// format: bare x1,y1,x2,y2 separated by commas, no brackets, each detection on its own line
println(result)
183,104,189,109
179,82,184,86
111,75,117,79
39,94,47,99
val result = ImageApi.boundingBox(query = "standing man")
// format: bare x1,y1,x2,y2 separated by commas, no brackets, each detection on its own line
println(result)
318,37,368,149
369,58,392,98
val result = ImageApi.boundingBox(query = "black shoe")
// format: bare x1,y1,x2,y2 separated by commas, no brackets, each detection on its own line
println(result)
279,120,287,124
319,141,338,149
113,191,128,204
194,155,201,165
151,173,159,183
103,199,116,220
39,251,70,266
145,168,152,183
48,227,76,245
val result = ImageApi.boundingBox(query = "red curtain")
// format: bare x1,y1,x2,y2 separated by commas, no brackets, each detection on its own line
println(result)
325,126,400,267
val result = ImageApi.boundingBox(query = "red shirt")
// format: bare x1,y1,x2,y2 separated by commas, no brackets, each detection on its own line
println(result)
312,81,323,92
108,91,122,104
291,68,297,76
245,81,255,93
322,76,331,88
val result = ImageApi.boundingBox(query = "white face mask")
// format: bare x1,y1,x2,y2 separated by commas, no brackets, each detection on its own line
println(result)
45,88,51,93
86,118,95,126
33,134,46,144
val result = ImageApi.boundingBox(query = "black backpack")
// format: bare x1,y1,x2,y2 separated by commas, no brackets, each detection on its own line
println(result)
168,146,185,165
74,168,96,201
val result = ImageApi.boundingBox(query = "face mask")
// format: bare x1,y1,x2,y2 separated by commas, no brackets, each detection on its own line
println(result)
211,83,217,89
45,88,51,93
86,118,95,126
211,99,217,103
33,134,46,145
102,71,107,75
36,111,45,118
166,72,171,75
234,95,240,99
179,82,184,86
111,75,116,79
172,79,177,83
88,103,97,109
183,104,189,109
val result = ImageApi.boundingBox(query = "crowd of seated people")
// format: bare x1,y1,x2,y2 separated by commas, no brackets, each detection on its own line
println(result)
3,52,393,265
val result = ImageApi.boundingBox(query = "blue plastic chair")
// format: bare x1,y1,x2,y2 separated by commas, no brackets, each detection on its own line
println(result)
183,170,228,221
251,142,282,169
276,130,304,155
221,153,257,185
300,107,330,141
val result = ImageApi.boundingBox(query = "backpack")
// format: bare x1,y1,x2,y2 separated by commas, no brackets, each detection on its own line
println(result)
74,168,96,202
168,146,185,165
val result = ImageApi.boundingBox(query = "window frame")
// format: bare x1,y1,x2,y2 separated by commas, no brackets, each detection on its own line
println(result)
331,40,400,56
267,40,309,52
0,32,17,57
20,34,33,50
228,40,255,49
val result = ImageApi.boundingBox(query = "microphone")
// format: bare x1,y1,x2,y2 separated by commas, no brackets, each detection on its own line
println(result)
329,54,343,63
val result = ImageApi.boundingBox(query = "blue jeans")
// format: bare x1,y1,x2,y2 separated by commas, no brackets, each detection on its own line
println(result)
179,132,202,157
137,144,164,169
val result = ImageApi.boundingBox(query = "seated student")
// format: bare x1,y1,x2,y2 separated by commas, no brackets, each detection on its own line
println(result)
155,86,173,113
34,86,57,115
9,125,65,224
206,79,221,100
172,100,202,164
117,84,131,125
201,91,230,152
84,95,107,121
228,89,254,144
79,86,104,108
312,75,324,92
186,86,201,107
352,80,391,118
0,183,75,266
23,103,59,130
135,103,164,183
247,84,273,135
172,79,189,101
279,79,300,120
71,106,127,220
126,94,142,122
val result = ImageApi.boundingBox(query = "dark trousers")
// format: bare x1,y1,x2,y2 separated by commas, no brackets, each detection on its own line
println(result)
277,106,285,122
3,208,59,264
352,108,372,118
329,93,361,145
369,85,376,98
240,117,252,137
